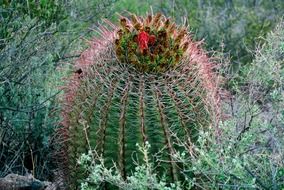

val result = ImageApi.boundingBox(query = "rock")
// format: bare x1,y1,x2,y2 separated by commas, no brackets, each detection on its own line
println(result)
0,174,50,190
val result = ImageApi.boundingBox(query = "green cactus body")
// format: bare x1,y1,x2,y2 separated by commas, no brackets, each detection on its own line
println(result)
59,13,221,189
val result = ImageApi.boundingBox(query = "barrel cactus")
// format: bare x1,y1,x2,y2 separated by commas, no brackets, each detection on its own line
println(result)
59,12,221,189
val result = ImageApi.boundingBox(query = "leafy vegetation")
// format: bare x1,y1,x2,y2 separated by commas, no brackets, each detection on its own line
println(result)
79,143,181,190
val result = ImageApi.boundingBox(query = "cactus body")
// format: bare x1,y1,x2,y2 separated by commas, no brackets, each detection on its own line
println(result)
59,13,220,188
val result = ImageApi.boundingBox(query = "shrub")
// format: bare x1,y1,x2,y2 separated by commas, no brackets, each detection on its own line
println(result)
173,21,284,189
78,142,181,190
0,0,121,182
0,15,63,180
0,1,69,180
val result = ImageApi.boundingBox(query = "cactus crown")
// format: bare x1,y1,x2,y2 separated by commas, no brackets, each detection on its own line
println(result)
115,13,189,73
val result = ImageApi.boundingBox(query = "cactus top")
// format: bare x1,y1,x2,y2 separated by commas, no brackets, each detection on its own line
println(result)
115,13,189,73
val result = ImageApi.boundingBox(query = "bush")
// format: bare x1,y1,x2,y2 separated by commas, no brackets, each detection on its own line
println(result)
0,0,116,181
0,16,62,180
78,143,181,190
175,21,284,189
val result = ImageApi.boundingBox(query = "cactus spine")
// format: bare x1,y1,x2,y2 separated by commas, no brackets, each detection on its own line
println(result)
59,13,221,189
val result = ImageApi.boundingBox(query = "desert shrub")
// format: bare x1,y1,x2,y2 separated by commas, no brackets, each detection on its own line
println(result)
0,16,65,179
173,21,284,189
0,0,67,49
174,116,283,189
243,21,284,111
78,143,181,190
0,0,119,181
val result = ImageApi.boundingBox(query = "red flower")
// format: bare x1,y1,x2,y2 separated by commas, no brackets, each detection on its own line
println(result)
138,31,149,52
137,31,156,53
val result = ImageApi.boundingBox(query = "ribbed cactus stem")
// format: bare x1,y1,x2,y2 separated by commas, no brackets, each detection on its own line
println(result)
58,12,221,189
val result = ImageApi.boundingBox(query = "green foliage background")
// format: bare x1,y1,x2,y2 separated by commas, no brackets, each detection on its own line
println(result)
0,0,283,188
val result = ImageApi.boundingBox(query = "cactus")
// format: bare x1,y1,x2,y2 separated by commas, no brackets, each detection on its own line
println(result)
59,13,221,189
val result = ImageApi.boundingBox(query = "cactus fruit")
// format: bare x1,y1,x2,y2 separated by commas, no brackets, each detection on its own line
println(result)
59,13,221,188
